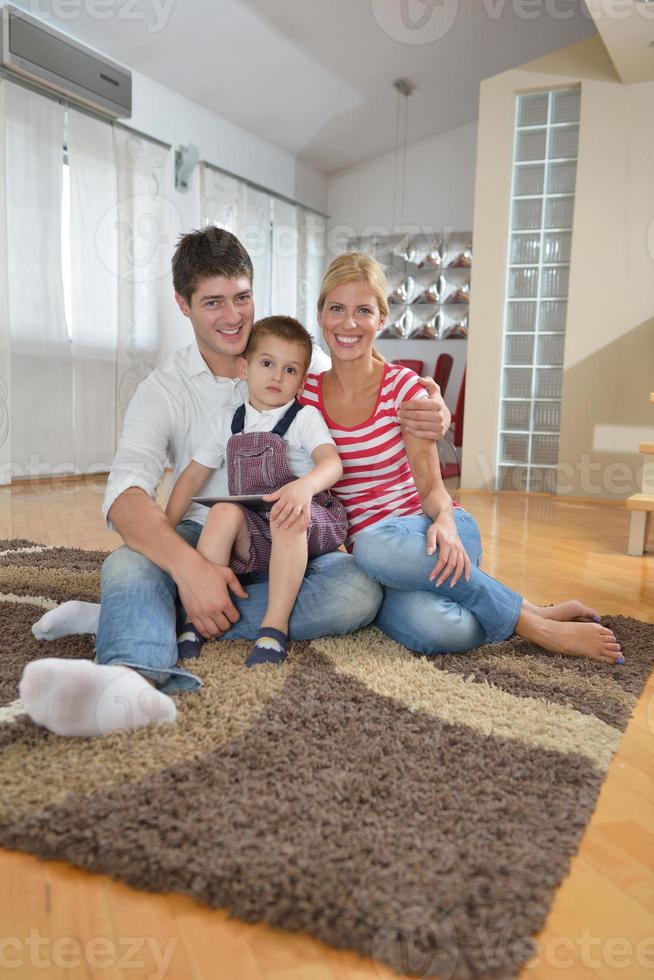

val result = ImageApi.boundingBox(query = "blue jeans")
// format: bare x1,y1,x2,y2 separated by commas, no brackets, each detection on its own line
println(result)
352,510,523,655
95,520,383,693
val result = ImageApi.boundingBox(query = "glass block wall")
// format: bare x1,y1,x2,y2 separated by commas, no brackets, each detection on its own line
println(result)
497,87,580,493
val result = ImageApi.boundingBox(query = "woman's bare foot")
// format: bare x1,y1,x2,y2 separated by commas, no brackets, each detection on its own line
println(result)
517,609,624,665
522,599,601,624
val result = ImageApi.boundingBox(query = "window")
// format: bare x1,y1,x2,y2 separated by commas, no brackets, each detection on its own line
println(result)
497,88,580,493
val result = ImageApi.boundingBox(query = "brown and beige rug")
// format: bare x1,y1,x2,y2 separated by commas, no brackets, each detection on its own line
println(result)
1,538,652,979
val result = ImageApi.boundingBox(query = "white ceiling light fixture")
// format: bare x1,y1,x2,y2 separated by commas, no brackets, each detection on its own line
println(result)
391,77,415,234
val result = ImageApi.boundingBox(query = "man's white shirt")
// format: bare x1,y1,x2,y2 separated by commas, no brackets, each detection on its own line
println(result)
102,342,331,529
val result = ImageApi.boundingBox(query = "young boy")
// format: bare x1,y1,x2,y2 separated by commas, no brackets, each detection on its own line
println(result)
166,315,347,668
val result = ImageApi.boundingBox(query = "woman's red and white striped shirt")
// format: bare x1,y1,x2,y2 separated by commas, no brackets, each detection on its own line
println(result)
300,363,435,550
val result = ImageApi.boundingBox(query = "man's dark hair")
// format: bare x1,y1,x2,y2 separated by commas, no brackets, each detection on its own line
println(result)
172,226,254,302
244,316,313,373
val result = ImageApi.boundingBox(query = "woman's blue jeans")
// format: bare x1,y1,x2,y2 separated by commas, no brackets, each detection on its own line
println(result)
95,521,383,693
352,510,523,655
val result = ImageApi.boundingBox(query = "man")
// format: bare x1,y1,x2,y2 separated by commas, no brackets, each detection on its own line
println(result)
22,228,450,737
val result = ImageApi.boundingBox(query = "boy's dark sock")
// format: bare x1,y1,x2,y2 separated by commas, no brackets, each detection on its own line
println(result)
246,627,288,668
177,622,205,659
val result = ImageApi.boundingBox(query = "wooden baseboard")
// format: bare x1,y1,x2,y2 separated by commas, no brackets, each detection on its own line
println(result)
5,472,109,490
457,488,629,506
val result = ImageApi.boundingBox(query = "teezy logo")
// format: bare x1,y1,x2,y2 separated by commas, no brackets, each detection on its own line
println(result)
371,0,459,44
371,904,459,978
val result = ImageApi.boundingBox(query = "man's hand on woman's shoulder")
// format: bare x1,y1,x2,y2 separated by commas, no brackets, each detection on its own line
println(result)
398,376,451,441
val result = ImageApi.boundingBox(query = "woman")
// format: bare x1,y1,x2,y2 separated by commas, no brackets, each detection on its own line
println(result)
300,252,623,666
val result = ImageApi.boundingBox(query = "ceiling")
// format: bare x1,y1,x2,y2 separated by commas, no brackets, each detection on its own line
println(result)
583,0,654,83
11,0,598,174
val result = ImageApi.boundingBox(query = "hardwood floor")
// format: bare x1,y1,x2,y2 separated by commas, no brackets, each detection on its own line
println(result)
1,480,652,980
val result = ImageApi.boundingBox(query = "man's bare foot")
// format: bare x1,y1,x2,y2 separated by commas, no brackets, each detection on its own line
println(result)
522,599,601,624
517,610,624,665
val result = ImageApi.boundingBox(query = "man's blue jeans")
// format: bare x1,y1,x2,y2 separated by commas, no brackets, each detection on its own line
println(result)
352,510,523,655
95,520,383,692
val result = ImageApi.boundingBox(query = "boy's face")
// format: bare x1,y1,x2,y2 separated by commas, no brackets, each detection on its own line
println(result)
175,275,254,364
238,337,308,411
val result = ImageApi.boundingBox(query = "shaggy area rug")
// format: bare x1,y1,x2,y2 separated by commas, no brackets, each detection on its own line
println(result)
1,538,652,979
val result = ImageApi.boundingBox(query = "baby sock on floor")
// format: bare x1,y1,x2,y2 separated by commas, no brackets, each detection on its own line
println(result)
177,623,205,660
246,627,288,668
32,600,101,640
19,658,176,737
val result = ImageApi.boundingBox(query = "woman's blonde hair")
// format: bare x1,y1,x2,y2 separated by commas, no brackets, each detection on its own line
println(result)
317,252,389,363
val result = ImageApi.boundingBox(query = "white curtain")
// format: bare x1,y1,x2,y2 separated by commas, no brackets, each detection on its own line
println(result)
242,186,273,319
67,108,118,474
0,82,172,480
4,81,74,479
297,209,327,340
199,167,273,319
200,164,242,232
113,126,170,434
271,199,298,320
0,83,10,484
199,169,313,325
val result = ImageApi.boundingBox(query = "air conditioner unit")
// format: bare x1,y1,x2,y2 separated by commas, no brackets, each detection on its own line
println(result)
0,4,131,119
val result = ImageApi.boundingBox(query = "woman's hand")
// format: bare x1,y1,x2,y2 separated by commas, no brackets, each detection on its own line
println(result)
427,514,471,588
264,479,312,530
398,377,451,441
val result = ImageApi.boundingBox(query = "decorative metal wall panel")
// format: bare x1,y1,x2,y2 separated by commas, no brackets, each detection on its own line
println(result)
349,231,472,341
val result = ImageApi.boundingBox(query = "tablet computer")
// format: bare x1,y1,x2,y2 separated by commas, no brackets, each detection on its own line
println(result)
192,495,272,513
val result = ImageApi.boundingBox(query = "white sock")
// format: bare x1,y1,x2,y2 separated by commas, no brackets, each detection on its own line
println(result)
18,659,177,738
32,601,101,641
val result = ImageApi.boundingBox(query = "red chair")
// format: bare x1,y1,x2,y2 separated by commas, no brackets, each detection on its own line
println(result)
440,369,466,482
393,358,424,375
433,353,453,399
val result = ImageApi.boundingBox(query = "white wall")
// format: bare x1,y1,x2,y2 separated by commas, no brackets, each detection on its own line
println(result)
127,71,328,362
130,70,327,217
461,36,654,500
325,121,478,411
326,121,477,235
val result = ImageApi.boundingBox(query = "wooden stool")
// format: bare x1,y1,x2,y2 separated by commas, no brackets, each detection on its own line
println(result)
627,494,653,555
626,394,654,555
